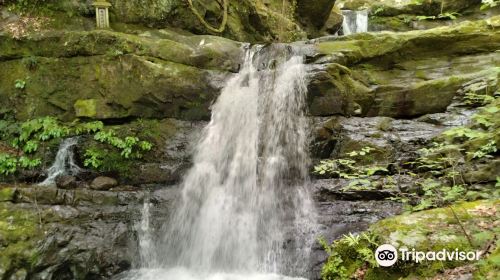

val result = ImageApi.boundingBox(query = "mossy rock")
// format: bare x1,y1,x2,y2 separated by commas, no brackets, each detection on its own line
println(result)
337,0,481,16
316,17,500,66
310,18,500,118
322,200,500,279
0,54,222,121
0,202,44,279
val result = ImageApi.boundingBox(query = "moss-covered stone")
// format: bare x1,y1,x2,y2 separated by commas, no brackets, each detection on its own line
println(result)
309,18,500,118
0,54,222,121
0,187,16,202
0,202,43,279
337,0,481,16
322,200,500,280
316,17,500,65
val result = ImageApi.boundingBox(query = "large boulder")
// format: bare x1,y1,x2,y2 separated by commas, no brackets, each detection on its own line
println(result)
0,30,243,121
90,176,118,191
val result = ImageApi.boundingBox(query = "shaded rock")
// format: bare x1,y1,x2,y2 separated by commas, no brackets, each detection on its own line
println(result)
463,159,500,184
310,197,402,278
90,177,118,191
311,116,445,163
0,184,178,280
55,175,77,189
312,178,398,201
321,6,344,35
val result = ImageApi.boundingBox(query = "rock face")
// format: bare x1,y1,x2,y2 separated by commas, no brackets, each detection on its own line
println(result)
0,30,242,121
336,0,498,32
297,0,340,37
0,185,151,279
322,199,500,279
309,17,500,118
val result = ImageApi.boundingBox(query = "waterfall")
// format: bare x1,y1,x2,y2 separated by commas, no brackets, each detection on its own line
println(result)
138,193,156,269
125,45,317,280
341,10,368,35
39,137,81,186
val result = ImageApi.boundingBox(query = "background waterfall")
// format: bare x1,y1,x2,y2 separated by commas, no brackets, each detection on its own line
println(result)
128,45,317,280
341,10,368,35
39,137,81,186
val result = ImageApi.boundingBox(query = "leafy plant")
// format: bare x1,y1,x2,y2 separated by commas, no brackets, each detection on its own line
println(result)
0,153,41,175
0,117,153,176
481,0,500,10
464,92,495,107
319,232,379,280
14,79,26,90
470,140,497,159
83,148,104,169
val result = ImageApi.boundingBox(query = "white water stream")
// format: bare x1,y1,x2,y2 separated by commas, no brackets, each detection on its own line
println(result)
124,45,317,280
39,137,81,186
341,10,368,35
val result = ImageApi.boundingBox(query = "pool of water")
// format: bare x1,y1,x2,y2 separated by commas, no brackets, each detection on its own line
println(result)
116,268,308,280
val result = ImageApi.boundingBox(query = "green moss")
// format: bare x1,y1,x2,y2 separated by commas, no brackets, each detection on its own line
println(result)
0,187,16,202
74,99,97,118
0,202,43,277
316,17,500,65
321,200,500,280
475,245,500,280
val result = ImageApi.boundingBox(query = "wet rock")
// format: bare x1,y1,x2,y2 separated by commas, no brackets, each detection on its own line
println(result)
56,175,78,189
312,116,444,163
90,177,118,191
0,185,157,280
312,178,398,201
463,159,500,184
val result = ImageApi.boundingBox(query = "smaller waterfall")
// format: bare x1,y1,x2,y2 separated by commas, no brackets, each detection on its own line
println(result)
138,193,156,268
39,137,81,186
341,10,368,35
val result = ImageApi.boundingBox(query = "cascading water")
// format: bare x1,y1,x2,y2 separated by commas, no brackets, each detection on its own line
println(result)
341,10,368,35
39,137,81,186
123,45,317,280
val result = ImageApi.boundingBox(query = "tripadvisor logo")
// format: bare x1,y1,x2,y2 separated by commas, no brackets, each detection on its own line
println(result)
375,244,483,267
375,244,398,267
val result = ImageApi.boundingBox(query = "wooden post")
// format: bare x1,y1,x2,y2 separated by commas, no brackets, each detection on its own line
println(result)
92,1,112,29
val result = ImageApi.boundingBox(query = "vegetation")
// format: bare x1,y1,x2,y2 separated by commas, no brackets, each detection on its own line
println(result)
481,0,500,10
314,90,500,211
320,200,500,280
319,233,379,280
0,117,152,176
